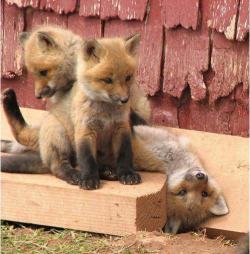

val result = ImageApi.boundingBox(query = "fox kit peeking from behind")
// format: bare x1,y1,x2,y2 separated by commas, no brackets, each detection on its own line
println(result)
134,126,229,234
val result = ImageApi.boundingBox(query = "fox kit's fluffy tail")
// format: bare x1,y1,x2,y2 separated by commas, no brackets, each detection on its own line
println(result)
1,153,49,174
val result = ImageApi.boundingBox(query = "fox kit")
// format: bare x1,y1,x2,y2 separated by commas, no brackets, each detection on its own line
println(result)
134,126,229,233
1,33,163,189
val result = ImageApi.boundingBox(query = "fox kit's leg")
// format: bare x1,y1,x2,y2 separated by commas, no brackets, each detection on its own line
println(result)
132,135,167,173
75,125,100,190
1,88,39,151
112,123,141,185
39,115,80,185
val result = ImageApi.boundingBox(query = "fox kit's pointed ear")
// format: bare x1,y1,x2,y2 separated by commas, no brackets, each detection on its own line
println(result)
210,194,229,215
37,32,57,49
82,40,104,61
19,32,31,45
125,33,141,55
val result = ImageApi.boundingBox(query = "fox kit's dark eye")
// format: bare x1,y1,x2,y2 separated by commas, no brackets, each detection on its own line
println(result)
102,78,113,84
125,75,132,82
202,191,208,197
39,70,48,77
177,189,187,196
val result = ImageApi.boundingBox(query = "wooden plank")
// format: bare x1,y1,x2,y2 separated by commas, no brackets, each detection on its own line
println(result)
208,0,239,40
68,15,102,39
236,0,249,41
1,172,166,236
172,128,249,238
5,0,39,8
209,32,249,103
105,0,163,96
39,0,77,14
161,0,200,30
2,1,24,79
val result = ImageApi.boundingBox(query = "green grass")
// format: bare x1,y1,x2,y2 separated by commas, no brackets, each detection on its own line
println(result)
1,222,128,254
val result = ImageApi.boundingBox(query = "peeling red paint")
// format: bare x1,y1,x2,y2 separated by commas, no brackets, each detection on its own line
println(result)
236,0,249,41
68,14,102,39
79,0,100,17
80,0,147,20
39,0,77,14
208,0,239,40
209,32,249,103
6,0,39,8
2,2,24,79
161,0,200,30
25,8,67,30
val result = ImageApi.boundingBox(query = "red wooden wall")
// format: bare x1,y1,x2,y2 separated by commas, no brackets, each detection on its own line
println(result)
1,0,249,136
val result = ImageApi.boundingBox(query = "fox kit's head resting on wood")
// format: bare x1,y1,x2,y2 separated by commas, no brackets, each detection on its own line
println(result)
77,34,140,105
166,166,229,233
134,126,229,234
20,26,81,100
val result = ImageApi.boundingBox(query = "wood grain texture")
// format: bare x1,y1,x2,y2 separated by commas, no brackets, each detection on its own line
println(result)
2,1,24,79
208,0,239,40
236,0,249,41
79,0,100,17
161,0,200,30
5,0,39,8
79,0,147,20
1,172,167,236
39,0,77,14
105,0,163,96
68,14,102,39
25,8,68,30
209,32,249,103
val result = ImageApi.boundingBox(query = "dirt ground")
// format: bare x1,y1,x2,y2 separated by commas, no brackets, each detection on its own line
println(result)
1,222,243,254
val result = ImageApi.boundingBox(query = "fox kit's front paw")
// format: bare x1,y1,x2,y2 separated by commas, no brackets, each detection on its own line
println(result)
118,170,141,185
65,170,81,185
79,173,100,190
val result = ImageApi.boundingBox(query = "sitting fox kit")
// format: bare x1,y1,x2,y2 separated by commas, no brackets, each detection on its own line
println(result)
71,35,142,188
134,126,229,233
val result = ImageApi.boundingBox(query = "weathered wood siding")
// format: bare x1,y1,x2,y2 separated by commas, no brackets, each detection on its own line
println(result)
1,0,249,136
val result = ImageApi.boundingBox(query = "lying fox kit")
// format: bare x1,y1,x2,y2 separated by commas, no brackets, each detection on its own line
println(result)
134,126,229,233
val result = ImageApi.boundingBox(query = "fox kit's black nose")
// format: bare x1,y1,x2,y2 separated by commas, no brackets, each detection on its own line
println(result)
196,172,205,180
120,97,129,104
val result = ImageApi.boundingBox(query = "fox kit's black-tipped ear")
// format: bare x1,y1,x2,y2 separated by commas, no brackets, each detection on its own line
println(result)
19,32,31,45
82,39,104,61
125,33,141,55
209,194,229,216
37,31,57,49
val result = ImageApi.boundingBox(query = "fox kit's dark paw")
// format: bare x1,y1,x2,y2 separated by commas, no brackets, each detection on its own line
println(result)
118,170,141,185
79,174,100,190
64,170,81,185
99,167,118,181
1,88,17,107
